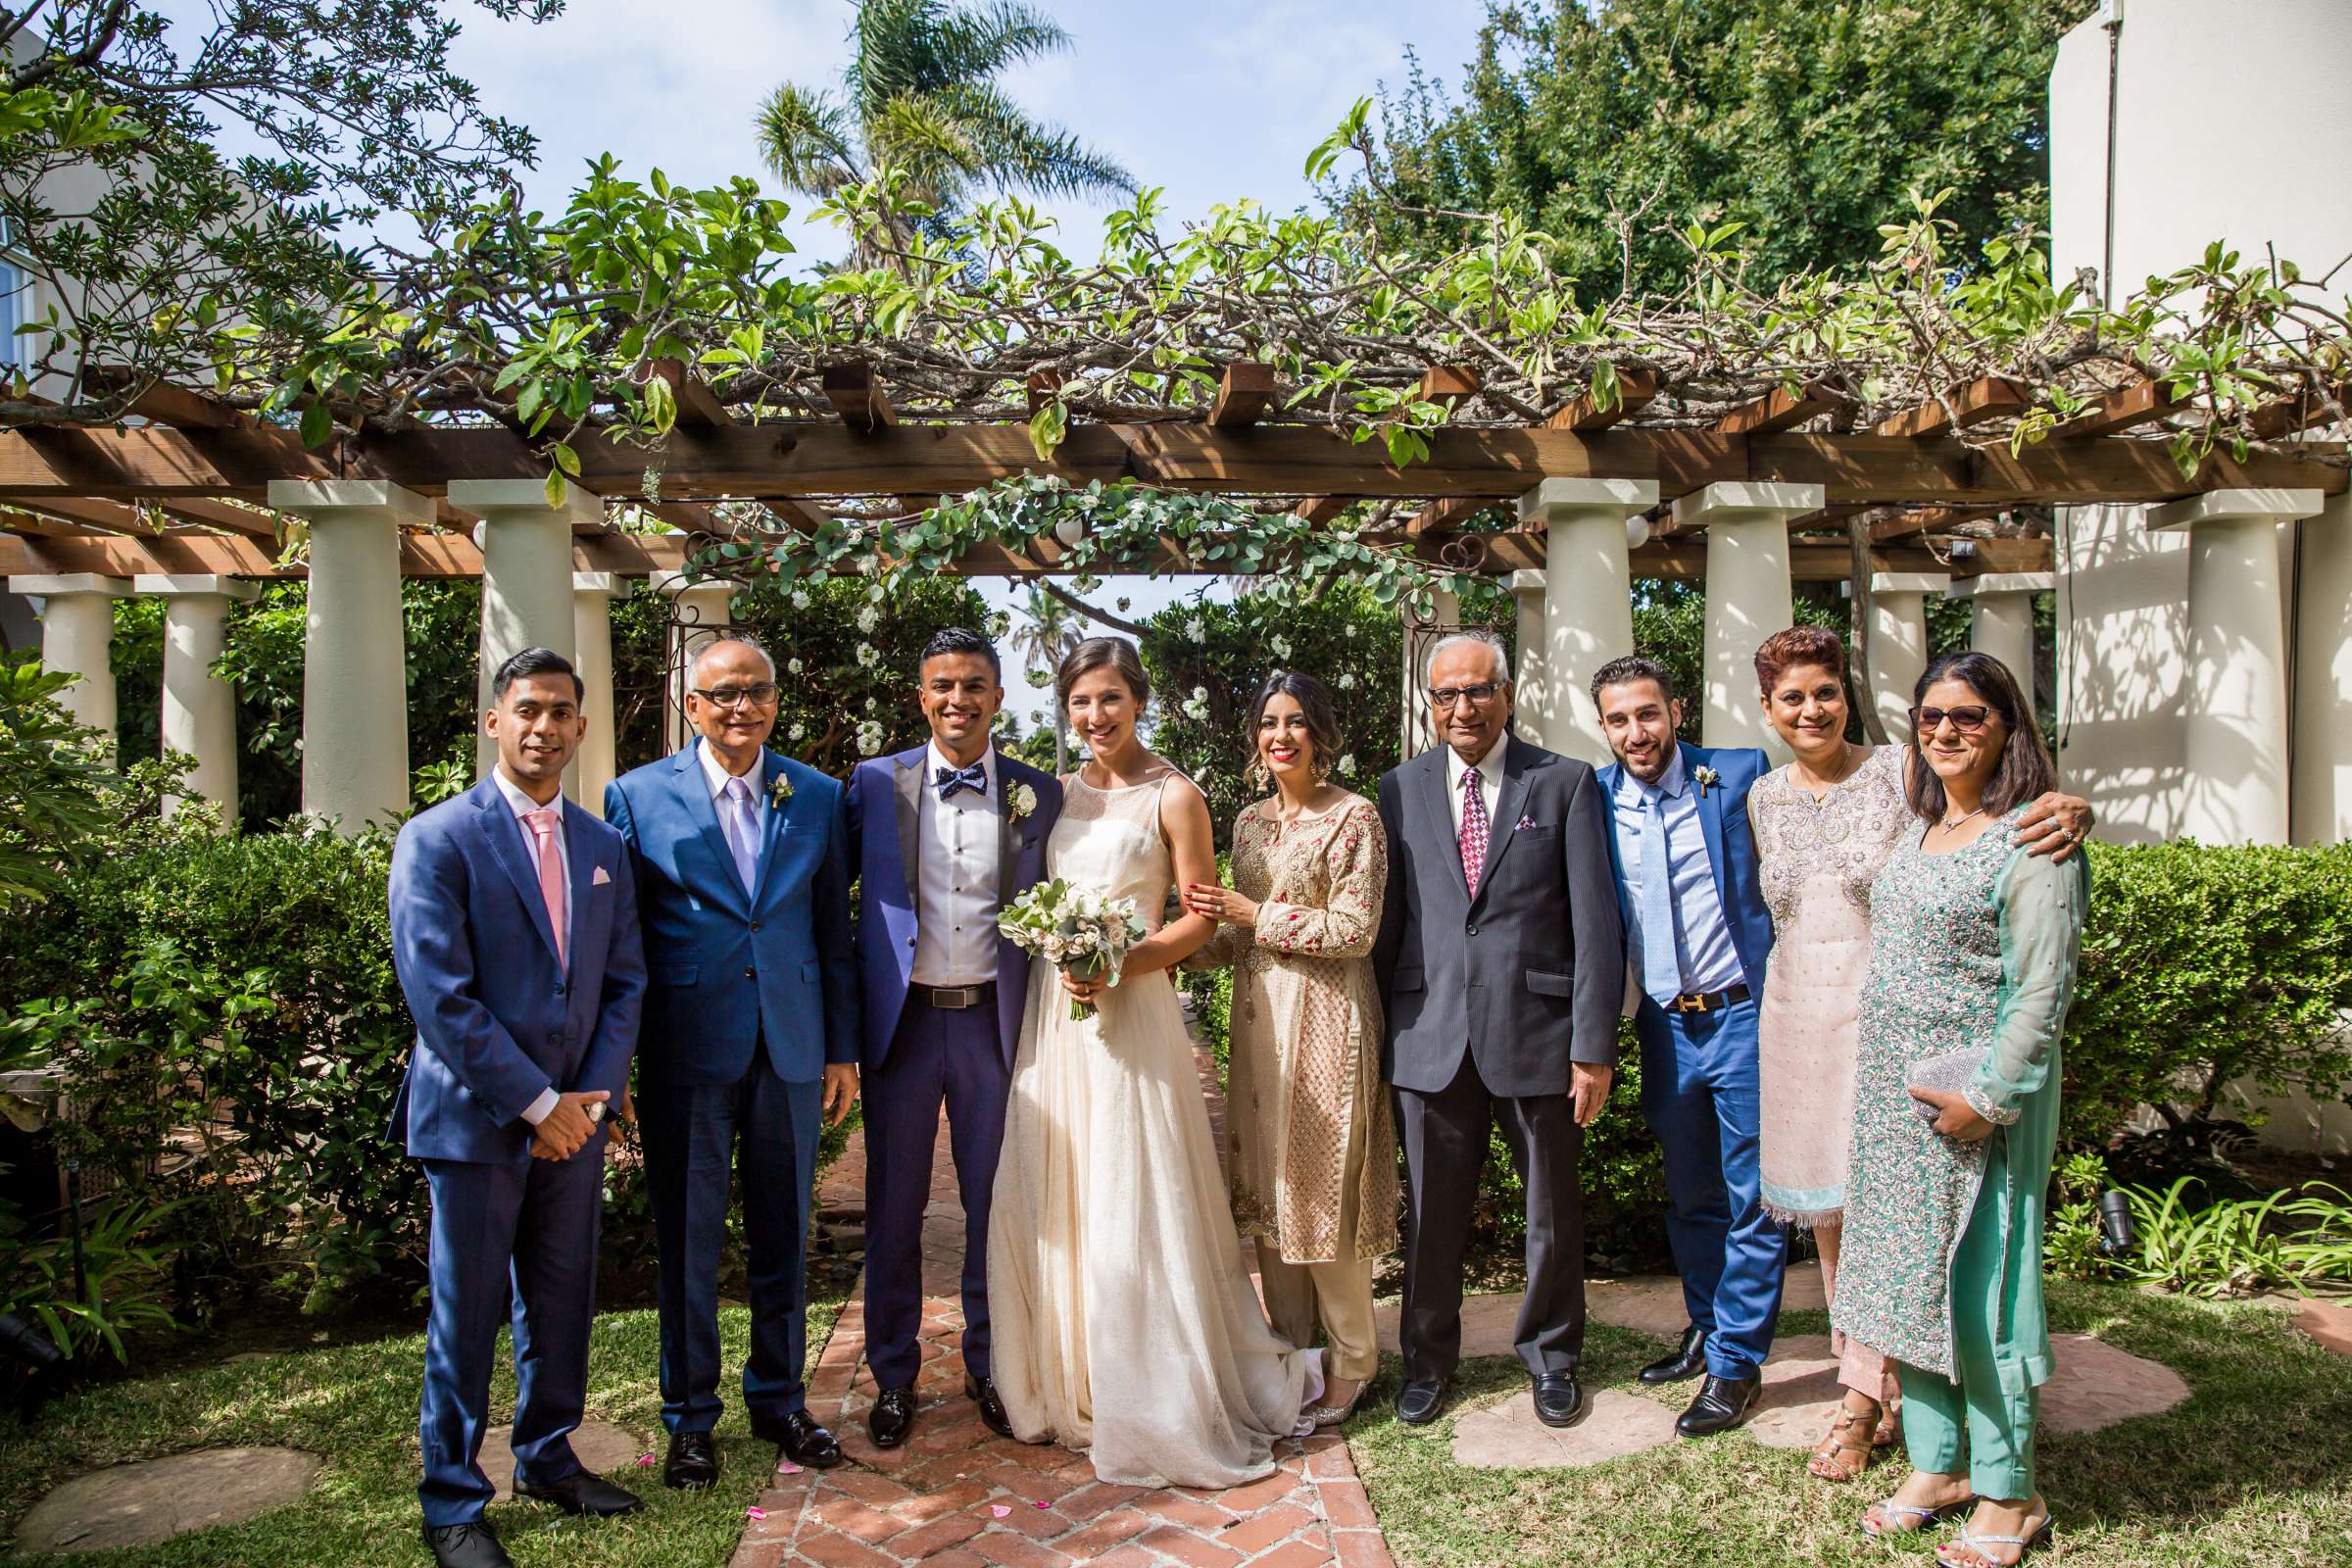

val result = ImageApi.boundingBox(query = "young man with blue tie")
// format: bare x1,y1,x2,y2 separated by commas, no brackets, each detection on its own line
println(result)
1591,655,1783,1438
388,648,648,1568
606,635,860,1490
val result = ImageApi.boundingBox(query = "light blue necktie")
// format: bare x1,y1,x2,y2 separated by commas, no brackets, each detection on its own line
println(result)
722,775,760,897
1640,790,1683,1005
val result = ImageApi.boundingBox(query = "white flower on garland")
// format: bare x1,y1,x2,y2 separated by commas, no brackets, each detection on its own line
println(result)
1338,671,1356,690
790,589,811,611
863,696,877,711
856,605,880,634
1183,685,1209,721
787,657,805,675
1270,635,1292,660
857,720,886,755
1186,614,1206,641
856,642,879,667
1338,753,1356,774
789,721,808,742
989,612,1011,638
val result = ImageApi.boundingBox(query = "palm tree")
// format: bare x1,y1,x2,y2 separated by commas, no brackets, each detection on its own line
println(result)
756,0,1135,260
1007,583,1084,772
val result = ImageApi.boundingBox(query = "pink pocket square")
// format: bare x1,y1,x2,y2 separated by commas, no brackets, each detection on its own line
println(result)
1516,816,1538,831
592,864,612,886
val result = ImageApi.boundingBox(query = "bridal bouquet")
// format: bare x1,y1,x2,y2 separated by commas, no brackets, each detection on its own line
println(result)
999,879,1147,1021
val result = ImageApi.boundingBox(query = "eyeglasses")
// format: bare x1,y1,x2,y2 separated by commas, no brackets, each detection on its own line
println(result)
691,683,781,710
1910,704,1994,735
1428,683,1502,710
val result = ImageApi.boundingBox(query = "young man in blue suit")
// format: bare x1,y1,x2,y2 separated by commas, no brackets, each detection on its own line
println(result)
1591,655,1783,1439
847,627,1061,1451
388,648,647,1568
605,635,860,1488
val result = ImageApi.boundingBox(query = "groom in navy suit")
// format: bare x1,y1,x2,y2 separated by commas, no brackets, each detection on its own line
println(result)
848,627,1060,1450
606,634,860,1489
1590,655,1783,1438
389,648,647,1568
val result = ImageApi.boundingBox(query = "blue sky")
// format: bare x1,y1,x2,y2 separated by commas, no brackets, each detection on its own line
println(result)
422,0,1494,724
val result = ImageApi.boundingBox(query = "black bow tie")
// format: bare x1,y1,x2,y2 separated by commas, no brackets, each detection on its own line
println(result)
935,762,987,801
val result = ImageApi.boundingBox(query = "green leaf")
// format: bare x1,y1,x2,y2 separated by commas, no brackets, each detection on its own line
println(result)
297,402,332,448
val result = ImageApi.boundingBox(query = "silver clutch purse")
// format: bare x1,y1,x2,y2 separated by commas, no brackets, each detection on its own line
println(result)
1906,1047,1986,1123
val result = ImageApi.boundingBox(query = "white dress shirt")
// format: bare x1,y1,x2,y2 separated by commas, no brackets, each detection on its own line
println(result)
1444,740,1509,836
913,742,1004,987
490,765,567,1127
697,735,767,832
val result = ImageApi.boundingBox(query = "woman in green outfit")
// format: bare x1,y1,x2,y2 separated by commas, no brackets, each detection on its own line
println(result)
1833,651,2088,1568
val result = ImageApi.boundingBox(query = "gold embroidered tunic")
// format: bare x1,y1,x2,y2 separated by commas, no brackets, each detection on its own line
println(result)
1197,794,1397,1265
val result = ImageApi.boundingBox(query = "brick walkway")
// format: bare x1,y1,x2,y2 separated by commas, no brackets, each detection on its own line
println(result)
731,1053,1393,1568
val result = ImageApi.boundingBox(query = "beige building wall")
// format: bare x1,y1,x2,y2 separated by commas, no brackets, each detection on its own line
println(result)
2049,0,2352,848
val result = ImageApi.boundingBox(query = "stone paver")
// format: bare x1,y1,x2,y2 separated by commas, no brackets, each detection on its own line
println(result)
15,1447,321,1554
731,1047,1390,1568
1450,1389,1680,1469
2292,1296,2352,1356
479,1418,648,1501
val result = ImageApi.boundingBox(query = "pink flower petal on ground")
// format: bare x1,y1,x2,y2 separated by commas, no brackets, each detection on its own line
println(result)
990,1504,1012,1519
747,1507,767,1520
636,1453,655,1466
1033,1500,1050,1509
776,1461,803,1475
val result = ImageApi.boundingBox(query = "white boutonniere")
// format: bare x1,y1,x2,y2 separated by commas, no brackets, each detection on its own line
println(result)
1007,782,1038,821
1691,764,1721,798
768,773,795,809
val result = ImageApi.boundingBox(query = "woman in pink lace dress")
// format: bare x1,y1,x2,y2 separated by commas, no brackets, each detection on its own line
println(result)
1748,628,2090,1486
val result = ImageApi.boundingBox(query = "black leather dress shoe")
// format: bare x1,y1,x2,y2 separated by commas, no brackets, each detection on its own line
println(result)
515,1467,643,1516
755,1409,846,1469
868,1386,917,1448
1676,1371,1762,1436
1394,1377,1448,1426
1532,1372,1588,1429
662,1430,719,1491
422,1521,514,1568
1639,1323,1710,1385
966,1374,1013,1440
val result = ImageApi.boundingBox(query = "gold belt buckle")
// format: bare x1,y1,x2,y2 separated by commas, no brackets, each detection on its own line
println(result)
1675,992,1708,1013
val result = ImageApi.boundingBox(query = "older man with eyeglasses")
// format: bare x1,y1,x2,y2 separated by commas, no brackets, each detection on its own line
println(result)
605,635,860,1490
1372,630,1625,1432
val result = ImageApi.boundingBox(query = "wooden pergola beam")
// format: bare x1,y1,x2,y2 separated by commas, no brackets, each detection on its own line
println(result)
1415,366,1480,408
0,420,2336,507
81,368,247,430
1872,375,2028,440
2246,378,2351,440
648,359,734,427
2051,378,2185,440
1711,376,1843,436
1293,496,1352,525
820,364,896,433
1205,363,1276,428
1546,366,1661,431
1867,504,2010,544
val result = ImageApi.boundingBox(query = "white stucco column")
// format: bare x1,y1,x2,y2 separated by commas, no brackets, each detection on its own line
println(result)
452,478,597,775
654,572,741,755
566,572,632,813
1675,482,1823,754
2147,488,2326,846
2293,489,2352,847
6,574,129,747
1945,572,2051,712
1397,587,1461,759
1522,477,1658,765
133,574,260,827
1848,572,1950,740
269,480,430,833
1509,570,1548,747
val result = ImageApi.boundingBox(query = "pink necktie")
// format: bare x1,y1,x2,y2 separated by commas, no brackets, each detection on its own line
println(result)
525,808,566,969
1460,770,1490,898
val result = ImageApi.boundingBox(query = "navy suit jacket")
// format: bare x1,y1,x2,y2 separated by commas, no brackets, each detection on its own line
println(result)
1594,740,1775,1001
605,743,859,1086
387,777,646,1164
847,746,1062,1070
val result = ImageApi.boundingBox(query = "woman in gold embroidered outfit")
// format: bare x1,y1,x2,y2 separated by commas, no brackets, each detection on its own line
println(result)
1185,670,1396,1425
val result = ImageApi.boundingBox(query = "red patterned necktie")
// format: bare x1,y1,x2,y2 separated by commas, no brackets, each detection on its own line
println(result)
1459,768,1490,897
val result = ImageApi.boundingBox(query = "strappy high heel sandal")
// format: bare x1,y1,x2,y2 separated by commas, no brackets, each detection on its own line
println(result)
1809,1398,1884,1483
1936,1508,2051,1566
1858,1496,1972,1538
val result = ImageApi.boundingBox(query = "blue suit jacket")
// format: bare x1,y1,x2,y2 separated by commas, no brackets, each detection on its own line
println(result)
605,743,860,1086
387,777,646,1164
847,746,1063,1069
1594,741,1775,999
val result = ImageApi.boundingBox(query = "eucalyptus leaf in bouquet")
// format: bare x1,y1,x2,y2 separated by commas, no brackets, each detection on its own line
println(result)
999,877,1147,1020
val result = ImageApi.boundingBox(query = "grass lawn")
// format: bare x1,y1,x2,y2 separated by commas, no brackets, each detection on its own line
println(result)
0,1297,843,1568
1348,1280,2352,1567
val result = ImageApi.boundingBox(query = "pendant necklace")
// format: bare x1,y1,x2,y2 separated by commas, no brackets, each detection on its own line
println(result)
1938,806,1987,833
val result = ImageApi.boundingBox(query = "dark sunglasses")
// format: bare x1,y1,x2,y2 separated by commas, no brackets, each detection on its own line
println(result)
1910,704,1996,735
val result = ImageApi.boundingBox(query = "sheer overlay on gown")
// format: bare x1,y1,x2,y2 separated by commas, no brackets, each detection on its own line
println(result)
986,770,1316,1488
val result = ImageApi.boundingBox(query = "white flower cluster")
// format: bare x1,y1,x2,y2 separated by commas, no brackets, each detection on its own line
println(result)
856,642,879,667
997,878,1147,1020
787,657,805,675
1182,685,1209,721
1338,753,1357,774
856,605,880,634
1269,635,1292,661
857,719,887,755
790,589,811,611
1185,614,1206,641
1337,671,1356,690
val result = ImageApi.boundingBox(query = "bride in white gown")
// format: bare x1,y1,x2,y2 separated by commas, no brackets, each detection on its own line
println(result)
987,637,1320,1489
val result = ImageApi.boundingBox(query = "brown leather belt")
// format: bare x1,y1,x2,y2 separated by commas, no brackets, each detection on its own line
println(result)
910,981,996,1010
1671,983,1751,1014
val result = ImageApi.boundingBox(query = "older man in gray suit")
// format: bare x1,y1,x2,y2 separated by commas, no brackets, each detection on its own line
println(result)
1374,629,1625,1430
